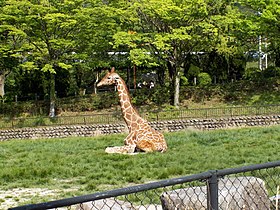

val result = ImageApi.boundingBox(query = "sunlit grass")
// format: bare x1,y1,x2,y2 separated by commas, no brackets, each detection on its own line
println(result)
0,125,279,205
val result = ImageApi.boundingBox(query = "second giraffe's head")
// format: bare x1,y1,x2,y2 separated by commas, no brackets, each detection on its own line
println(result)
97,67,120,87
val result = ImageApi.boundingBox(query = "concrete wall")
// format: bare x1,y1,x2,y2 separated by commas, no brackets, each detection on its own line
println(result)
0,115,279,141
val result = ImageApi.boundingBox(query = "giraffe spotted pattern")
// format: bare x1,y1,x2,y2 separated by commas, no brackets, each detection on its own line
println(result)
97,67,168,154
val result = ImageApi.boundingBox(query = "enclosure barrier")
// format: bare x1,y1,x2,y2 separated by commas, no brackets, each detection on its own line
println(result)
9,160,280,210
1,104,280,129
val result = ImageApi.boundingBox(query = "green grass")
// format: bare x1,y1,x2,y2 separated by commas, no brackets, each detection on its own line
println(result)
0,125,280,206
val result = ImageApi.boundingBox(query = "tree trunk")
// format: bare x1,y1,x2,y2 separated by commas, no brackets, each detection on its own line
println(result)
0,74,5,97
126,67,130,89
174,70,180,108
133,64,136,90
167,61,181,108
49,73,56,118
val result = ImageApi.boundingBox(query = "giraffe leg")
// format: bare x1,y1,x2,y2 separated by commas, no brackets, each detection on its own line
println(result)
105,144,136,154
136,140,155,153
105,131,139,154
124,131,136,145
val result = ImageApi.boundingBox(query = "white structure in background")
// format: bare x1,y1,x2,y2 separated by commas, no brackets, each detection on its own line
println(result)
258,35,268,70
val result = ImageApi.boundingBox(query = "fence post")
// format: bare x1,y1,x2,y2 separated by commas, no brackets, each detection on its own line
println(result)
207,170,219,210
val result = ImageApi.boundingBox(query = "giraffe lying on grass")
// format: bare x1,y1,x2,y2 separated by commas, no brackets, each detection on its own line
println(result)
97,67,168,154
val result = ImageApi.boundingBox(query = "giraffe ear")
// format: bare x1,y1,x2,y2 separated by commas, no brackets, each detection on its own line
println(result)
110,67,115,73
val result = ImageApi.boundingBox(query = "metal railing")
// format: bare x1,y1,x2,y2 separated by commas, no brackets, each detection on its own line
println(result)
9,160,280,210
1,104,280,130
144,104,280,121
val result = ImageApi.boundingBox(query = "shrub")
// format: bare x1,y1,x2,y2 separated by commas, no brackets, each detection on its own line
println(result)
244,66,280,85
180,75,189,86
262,66,280,78
188,64,201,77
131,88,151,106
198,72,212,86
150,86,171,106
244,67,263,83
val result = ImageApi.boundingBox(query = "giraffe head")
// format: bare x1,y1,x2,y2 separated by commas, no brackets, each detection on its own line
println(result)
97,67,120,87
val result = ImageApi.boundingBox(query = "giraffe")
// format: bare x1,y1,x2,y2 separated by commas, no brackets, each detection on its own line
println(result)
97,67,168,154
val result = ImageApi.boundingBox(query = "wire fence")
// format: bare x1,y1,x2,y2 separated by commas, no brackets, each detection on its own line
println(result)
1,104,280,130
144,104,280,121
9,160,280,210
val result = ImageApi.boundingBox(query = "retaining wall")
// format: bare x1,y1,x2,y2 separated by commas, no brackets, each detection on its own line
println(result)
0,115,280,141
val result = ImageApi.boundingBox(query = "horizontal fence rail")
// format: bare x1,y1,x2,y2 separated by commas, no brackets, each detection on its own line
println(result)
1,104,280,129
9,160,280,210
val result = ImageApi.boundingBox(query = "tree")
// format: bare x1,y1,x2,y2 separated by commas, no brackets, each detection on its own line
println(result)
1,0,132,107
1,0,86,116
112,0,245,107
236,0,278,68
0,1,25,98
257,0,280,67
73,0,126,91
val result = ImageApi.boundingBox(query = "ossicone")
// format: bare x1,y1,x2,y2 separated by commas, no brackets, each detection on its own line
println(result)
110,67,115,73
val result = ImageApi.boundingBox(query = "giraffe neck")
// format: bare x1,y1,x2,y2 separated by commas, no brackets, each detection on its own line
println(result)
116,77,143,131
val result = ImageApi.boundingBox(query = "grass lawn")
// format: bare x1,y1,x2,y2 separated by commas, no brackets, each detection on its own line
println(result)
0,125,280,208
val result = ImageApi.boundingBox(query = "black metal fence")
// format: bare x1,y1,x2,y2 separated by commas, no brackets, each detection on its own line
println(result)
1,104,280,129
10,160,280,210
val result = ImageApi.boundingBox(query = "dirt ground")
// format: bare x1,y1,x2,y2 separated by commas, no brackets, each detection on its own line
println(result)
0,187,78,209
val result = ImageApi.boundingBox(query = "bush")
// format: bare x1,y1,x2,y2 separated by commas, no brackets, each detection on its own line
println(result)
244,66,280,85
56,92,119,112
0,101,46,117
198,72,212,86
150,86,171,106
188,64,201,77
131,85,171,106
243,67,260,81
180,75,189,86
131,88,151,106
262,66,280,78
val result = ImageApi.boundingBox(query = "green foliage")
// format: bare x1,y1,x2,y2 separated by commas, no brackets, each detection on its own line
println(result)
1,78,279,117
0,101,46,117
198,72,212,86
58,63,72,70
20,62,38,71
0,92,121,117
131,89,151,106
57,93,119,112
0,0,115,115
180,75,189,86
129,49,158,67
42,64,55,74
188,64,201,77
131,86,171,107
150,86,172,105
244,66,280,84
243,67,260,81
111,0,247,106
1,0,280,109
263,66,280,78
